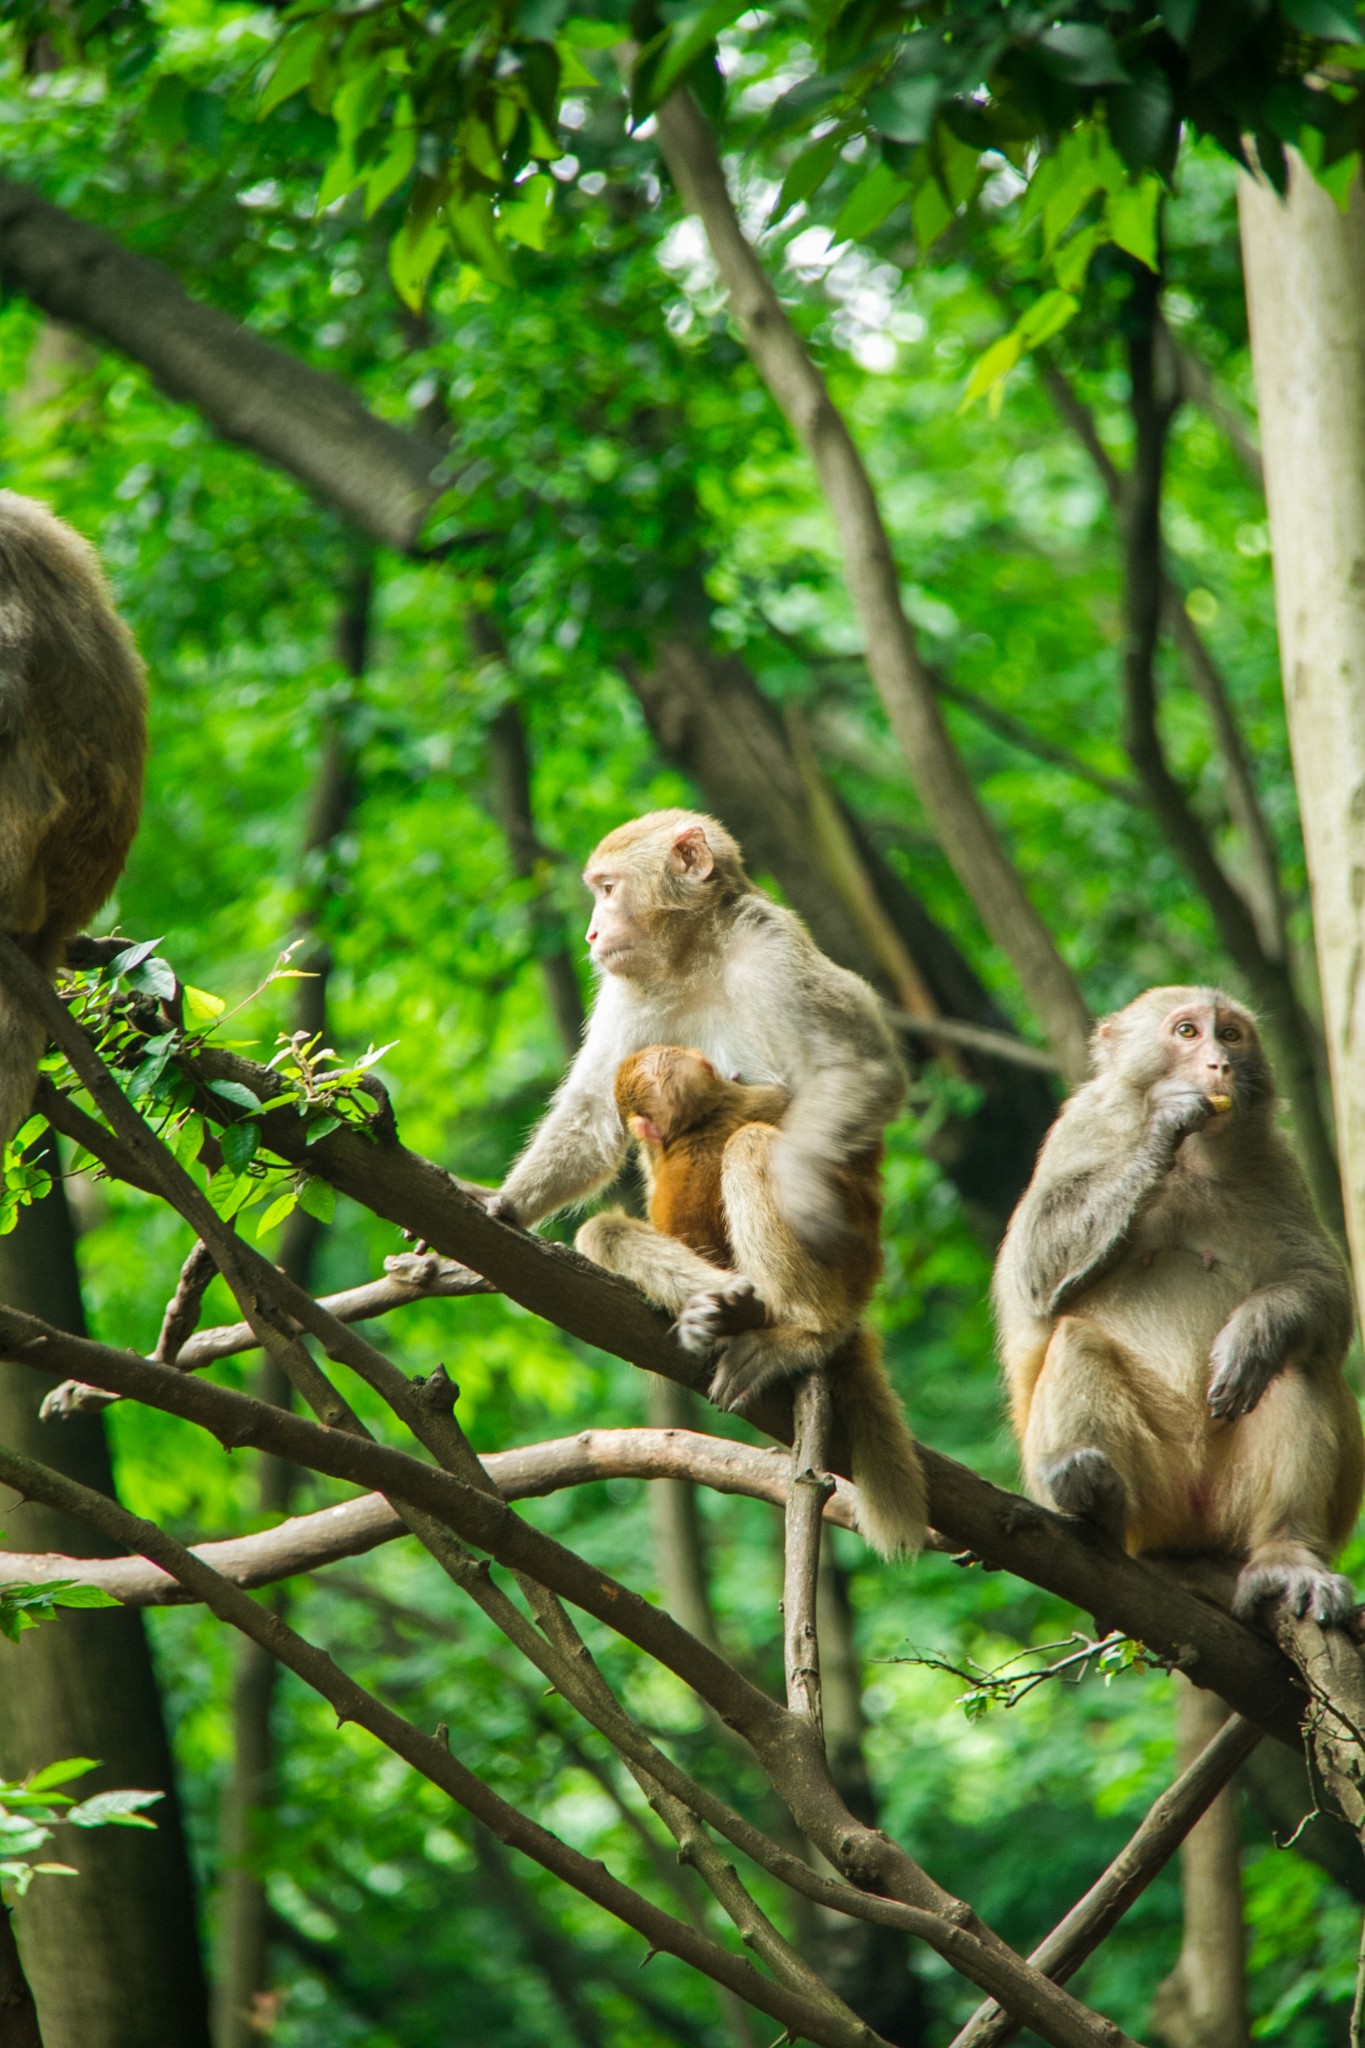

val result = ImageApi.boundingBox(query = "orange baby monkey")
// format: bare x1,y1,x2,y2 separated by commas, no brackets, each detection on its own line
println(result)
576,1045,927,1559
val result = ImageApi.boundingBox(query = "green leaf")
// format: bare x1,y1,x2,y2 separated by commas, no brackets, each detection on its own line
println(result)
1052,221,1101,292
25,1760,99,1795
560,16,625,47
1105,177,1160,269
305,1114,343,1144
256,1189,300,1238
1016,287,1081,349
126,955,177,1001
207,1080,263,1115
67,1789,163,1828
866,73,940,147
645,1,751,109
960,329,1023,409
909,175,953,252
105,937,165,979
834,161,911,241
389,201,450,310
258,23,324,117
317,146,358,212
1108,69,1178,175
1035,23,1129,85
182,986,225,1028
773,131,844,223
501,175,553,249
1280,0,1362,40
297,1176,335,1224
47,1584,119,1610
220,1120,260,1175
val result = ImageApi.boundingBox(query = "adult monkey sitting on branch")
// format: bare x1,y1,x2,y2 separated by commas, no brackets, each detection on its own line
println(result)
0,491,147,1142
491,809,907,1261
994,985,1362,1624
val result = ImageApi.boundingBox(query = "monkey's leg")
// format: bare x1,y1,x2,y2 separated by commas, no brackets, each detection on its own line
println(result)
1220,1373,1362,1625
704,1122,850,1413
1023,1318,1181,1547
575,1211,764,1335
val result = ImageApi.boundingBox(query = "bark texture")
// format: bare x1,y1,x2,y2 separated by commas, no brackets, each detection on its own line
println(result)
1239,159,1365,1279
0,1158,209,2048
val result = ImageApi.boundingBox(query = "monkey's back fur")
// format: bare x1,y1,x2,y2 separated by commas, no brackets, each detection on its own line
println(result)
0,493,147,1138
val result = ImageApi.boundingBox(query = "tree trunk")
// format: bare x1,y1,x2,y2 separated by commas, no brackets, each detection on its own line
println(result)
1238,158,1365,1273
1150,1681,1249,2048
0,1156,210,2048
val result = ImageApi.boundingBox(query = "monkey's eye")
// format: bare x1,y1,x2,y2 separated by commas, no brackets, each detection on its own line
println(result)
1219,1025,1241,1043
600,881,615,898
1175,1021,1198,1039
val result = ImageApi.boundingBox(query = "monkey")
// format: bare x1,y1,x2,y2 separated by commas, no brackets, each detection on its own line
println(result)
490,810,906,1261
574,1044,928,1560
0,492,147,1142
993,985,1363,1624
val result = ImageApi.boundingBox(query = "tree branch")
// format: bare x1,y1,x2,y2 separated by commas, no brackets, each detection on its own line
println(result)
0,1438,893,2048
651,91,1093,1083
42,1252,494,1420
0,179,446,551
784,1373,833,1731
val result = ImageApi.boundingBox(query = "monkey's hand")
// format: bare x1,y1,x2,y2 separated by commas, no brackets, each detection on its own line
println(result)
676,1278,767,1357
485,1189,525,1227
1207,1319,1282,1423
1147,1079,1215,1158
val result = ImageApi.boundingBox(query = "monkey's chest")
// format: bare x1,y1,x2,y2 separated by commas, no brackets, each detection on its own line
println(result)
1082,1230,1252,1382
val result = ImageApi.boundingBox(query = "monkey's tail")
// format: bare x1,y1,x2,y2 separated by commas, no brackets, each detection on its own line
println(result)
833,1329,928,1561
0,983,42,1150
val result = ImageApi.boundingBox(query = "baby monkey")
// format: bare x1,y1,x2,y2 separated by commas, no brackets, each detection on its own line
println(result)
994,985,1363,1623
576,1044,927,1560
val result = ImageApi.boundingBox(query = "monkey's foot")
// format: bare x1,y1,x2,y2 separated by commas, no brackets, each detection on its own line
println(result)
708,1332,787,1414
676,1278,766,1357
1038,1448,1127,1545
1233,1560,1359,1627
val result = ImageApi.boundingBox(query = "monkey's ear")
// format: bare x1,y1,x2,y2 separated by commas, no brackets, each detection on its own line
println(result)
669,824,715,880
629,1113,665,1146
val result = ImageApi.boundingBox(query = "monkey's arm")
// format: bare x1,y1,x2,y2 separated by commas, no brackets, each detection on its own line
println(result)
493,1019,629,1227
1018,1084,1212,1316
1208,1252,1355,1421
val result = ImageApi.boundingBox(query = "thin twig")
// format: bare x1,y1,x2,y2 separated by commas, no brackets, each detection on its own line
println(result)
153,1240,216,1363
887,1009,1061,1074
783,1373,833,1732
43,1252,495,1418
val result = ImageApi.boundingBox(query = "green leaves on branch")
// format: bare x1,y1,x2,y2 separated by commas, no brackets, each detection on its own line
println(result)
0,1759,161,1901
254,1,606,305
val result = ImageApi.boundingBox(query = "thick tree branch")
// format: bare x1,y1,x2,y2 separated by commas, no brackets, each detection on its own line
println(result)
651,92,1093,1083
0,179,446,550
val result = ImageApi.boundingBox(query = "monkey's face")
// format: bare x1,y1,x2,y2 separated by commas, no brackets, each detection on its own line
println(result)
1100,987,1269,1118
614,1045,725,1145
582,813,740,976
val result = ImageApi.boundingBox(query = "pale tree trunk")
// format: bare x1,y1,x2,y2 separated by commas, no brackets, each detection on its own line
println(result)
1150,1680,1249,2048
1238,159,1365,1273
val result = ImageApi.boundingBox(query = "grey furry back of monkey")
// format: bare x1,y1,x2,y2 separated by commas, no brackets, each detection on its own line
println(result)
0,492,147,1143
